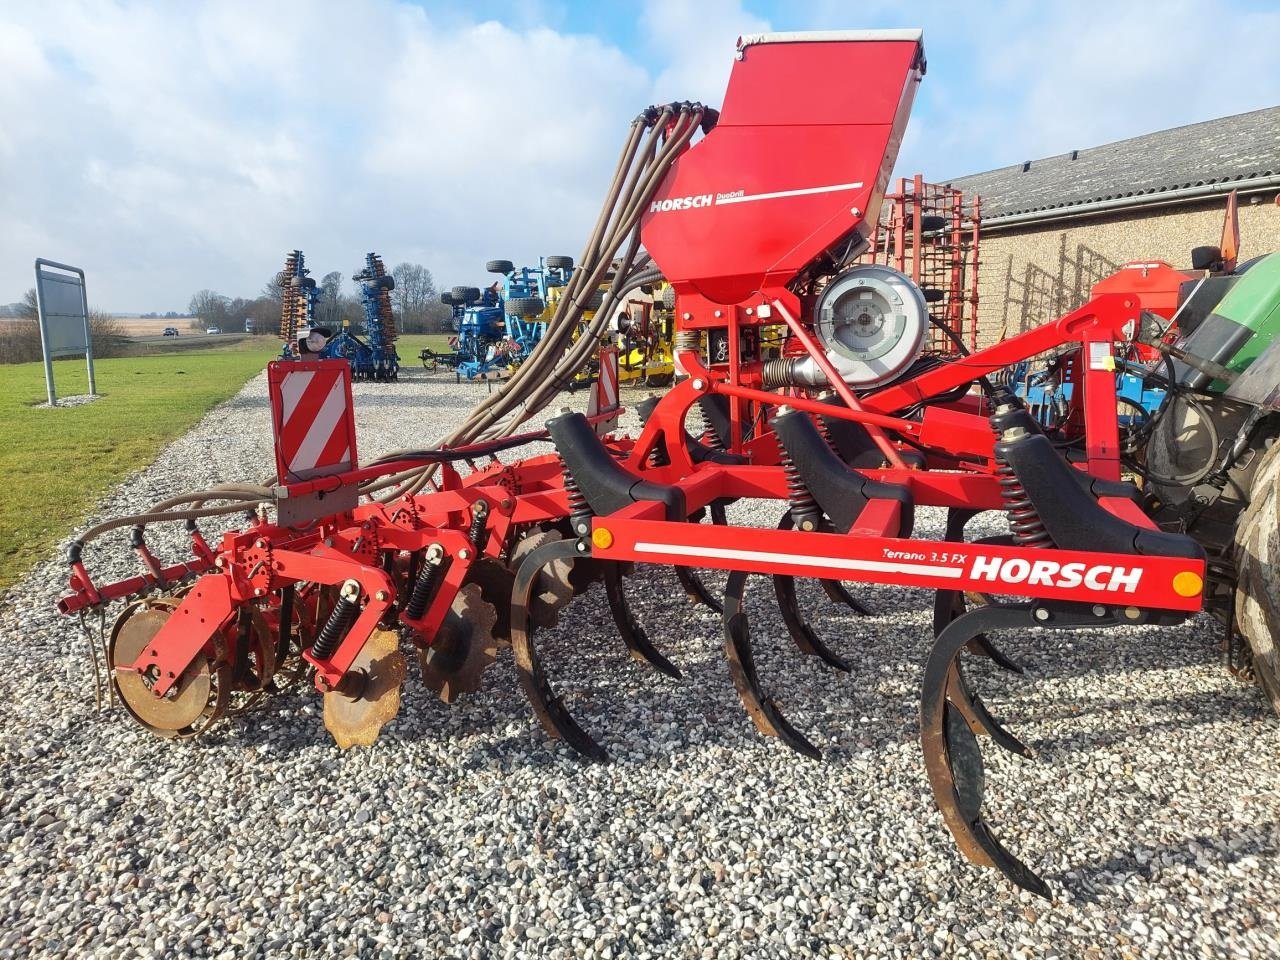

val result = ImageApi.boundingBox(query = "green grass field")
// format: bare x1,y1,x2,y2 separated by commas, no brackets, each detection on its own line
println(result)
0,333,453,594
0,337,279,593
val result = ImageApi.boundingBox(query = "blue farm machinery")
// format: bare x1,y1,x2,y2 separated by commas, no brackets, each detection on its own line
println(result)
277,250,400,381
426,256,581,381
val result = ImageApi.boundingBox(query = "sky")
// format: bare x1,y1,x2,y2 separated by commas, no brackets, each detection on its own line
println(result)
2,0,1278,312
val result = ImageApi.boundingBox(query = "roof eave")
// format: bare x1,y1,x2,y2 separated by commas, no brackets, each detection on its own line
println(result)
979,174,1280,231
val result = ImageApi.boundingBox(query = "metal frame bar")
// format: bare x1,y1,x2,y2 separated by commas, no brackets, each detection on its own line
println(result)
33,258,95,406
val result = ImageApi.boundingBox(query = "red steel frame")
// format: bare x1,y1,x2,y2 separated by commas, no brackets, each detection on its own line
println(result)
58,30,1206,736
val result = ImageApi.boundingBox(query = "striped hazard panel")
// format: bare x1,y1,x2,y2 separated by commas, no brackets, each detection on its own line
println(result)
267,360,358,483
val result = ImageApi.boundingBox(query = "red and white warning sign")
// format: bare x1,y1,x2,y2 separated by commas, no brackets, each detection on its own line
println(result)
588,345,621,436
267,360,359,483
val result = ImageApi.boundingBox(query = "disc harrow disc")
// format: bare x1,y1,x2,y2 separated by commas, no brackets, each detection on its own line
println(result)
109,598,230,739
323,628,407,749
419,583,500,704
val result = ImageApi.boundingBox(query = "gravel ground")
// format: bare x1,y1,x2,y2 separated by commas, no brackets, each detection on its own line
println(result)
1,364,1278,959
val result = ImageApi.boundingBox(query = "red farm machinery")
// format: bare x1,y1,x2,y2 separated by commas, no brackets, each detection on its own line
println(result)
59,30,1279,899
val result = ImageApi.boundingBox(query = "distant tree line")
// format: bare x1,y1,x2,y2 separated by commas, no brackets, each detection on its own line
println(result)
0,289,126,364
187,261,453,338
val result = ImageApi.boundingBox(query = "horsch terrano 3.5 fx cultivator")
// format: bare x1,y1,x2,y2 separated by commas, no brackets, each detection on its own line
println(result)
61,31,1220,897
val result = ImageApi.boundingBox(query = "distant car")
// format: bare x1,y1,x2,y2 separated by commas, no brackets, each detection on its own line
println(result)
206,326,221,335
163,327,179,337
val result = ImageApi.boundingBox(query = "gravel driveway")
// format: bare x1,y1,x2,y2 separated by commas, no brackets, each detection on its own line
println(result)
1,365,1277,959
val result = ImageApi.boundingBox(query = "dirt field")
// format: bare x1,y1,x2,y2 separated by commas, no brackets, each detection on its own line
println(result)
114,317,201,336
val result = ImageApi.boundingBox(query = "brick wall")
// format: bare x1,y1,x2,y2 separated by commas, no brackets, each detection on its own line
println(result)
973,196,1280,346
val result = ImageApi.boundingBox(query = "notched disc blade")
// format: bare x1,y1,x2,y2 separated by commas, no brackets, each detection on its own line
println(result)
419,583,499,704
110,599,229,738
324,628,407,749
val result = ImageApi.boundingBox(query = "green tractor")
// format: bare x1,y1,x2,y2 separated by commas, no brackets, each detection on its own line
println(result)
1140,247,1280,712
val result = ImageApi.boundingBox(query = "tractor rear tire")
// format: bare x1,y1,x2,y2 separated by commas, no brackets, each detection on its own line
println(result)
507,297,545,318
486,260,514,275
1235,436,1280,717
545,255,574,271
661,285,676,310
583,290,605,311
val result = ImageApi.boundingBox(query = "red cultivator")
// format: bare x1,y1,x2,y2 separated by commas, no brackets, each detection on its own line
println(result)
60,30,1213,898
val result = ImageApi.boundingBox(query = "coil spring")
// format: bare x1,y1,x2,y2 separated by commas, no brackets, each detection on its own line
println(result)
778,440,823,531
311,594,359,661
815,411,836,449
404,553,444,620
468,502,489,550
561,457,592,536
995,456,1052,548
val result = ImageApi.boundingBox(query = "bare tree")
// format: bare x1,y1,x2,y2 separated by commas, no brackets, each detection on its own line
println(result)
262,272,287,304
188,290,230,325
317,271,344,327
18,288,38,320
391,262,438,327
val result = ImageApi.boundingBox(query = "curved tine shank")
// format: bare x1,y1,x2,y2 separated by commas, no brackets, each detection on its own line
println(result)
819,578,871,615
603,562,682,678
509,538,608,762
946,660,1031,757
721,570,822,760
709,501,728,526
777,512,871,617
772,572,852,672
934,588,1025,675
938,510,1024,673
920,602,1050,898
674,564,723,614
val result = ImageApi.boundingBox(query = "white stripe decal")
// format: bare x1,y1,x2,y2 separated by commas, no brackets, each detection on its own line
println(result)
279,370,314,422
289,376,347,472
632,541,963,579
715,181,863,206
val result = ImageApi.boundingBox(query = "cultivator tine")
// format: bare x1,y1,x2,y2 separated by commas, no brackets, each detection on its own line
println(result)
721,571,822,760
603,562,681,678
510,537,608,762
933,589,1026,676
920,602,1049,899
778,513,871,620
671,505,728,613
946,662,1031,757
935,511,1025,675
772,572,852,672
819,579,871,615
674,565,722,613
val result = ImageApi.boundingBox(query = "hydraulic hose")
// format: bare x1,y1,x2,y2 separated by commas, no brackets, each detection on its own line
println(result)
71,104,706,570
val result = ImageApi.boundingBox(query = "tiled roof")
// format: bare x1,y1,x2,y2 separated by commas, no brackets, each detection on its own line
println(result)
948,106,1280,221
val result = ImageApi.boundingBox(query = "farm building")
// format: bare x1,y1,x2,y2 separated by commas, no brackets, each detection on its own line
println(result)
949,105,1280,345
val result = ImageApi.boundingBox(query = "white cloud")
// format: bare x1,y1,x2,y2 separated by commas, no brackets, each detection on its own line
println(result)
1,1,1275,310
0,1,653,310
641,0,770,105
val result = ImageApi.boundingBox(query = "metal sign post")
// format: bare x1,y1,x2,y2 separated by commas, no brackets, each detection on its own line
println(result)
34,259,95,406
